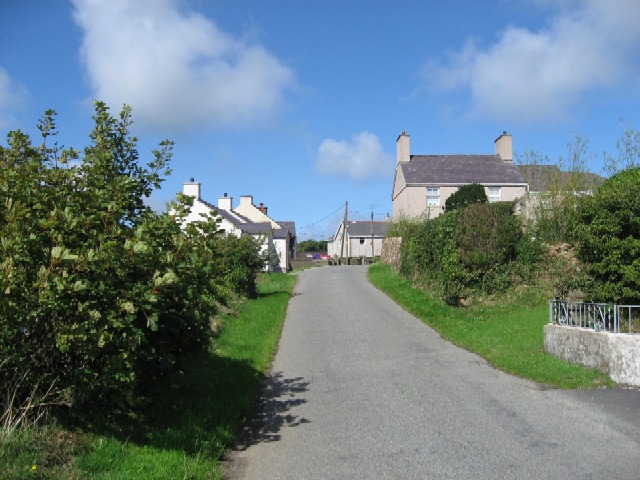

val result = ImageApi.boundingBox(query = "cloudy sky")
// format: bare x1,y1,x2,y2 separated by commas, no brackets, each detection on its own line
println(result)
2,0,639,239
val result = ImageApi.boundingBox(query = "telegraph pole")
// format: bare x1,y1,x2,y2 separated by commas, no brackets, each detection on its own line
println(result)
340,201,348,265
371,211,374,261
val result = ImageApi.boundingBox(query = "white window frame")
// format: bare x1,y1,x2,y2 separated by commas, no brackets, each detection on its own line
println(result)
426,187,440,207
488,187,501,203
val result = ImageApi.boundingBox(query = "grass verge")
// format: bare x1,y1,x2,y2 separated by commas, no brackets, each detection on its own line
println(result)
1,272,296,479
368,263,614,389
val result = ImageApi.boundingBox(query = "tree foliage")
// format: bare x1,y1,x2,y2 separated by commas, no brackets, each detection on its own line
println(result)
444,183,487,211
575,167,640,303
517,133,598,243
0,102,264,419
297,239,328,252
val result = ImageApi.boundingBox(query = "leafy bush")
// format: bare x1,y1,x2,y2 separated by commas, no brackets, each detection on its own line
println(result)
575,167,640,302
445,183,487,211
515,234,545,267
0,103,264,421
457,202,521,272
396,201,531,304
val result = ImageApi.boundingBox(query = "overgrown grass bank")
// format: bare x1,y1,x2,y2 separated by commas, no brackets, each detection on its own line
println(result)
1,272,296,480
368,263,613,389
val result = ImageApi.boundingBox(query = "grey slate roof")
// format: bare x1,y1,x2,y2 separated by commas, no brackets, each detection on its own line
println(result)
274,221,296,239
239,223,273,235
197,198,297,240
344,221,388,237
199,198,251,224
518,165,603,192
198,198,273,234
401,155,526,185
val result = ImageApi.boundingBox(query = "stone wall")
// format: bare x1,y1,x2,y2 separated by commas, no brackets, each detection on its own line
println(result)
381,237,402,272
544,324,640,386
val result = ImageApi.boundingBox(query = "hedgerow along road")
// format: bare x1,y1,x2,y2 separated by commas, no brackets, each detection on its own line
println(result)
224,265,640,480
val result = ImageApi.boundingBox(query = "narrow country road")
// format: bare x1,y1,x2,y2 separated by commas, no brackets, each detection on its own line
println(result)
224,266,640,480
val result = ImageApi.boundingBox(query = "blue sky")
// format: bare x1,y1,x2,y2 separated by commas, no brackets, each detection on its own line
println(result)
2,1,640,240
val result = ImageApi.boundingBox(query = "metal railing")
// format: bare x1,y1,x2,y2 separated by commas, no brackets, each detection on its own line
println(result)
549,300,640,334
616,305,640,334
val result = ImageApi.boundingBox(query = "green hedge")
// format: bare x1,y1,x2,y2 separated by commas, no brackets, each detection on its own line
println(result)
398,201,540,304
575,167,640,303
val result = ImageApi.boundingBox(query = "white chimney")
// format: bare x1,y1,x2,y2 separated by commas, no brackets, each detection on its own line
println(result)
239,195,253,207
218,192,232,211
495,132,513,163
397,131,410,164
183,178,201,198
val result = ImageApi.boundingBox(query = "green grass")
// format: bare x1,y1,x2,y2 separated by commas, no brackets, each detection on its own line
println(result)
1,272,296,480
368,263,614,389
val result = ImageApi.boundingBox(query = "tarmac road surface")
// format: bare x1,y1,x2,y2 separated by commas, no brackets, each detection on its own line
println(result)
224,265,640,480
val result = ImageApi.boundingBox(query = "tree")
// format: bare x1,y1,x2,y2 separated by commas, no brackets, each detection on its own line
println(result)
298,239,328,252
603,123,640,176
575,167,640,303
517,133,597,242
444,183,487,211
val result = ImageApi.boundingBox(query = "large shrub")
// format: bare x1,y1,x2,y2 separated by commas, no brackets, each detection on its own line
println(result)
0,103,264,418
457,202,521,271
445,183,487,211
575,167,640,303
397,201,532,304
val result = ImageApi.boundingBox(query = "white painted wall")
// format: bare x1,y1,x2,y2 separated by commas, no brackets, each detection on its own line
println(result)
327,223,384,259
544,324,640,386
346,237,384,258
273,237,288,272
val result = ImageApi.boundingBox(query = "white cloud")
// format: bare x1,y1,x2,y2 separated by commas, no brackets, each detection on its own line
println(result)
71,0,295,131
423,0,640,124
316,132,391,181
0,68,28,129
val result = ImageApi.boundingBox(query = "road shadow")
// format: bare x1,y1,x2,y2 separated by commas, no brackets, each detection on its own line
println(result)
231,371,311,450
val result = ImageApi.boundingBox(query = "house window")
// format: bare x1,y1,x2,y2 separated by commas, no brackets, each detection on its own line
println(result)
426,187,440,206
359,238,365,245
488,187,501,203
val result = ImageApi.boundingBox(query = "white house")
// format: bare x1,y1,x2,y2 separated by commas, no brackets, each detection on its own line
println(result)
327,220,388,261
392,132,528,219
179,180,296,272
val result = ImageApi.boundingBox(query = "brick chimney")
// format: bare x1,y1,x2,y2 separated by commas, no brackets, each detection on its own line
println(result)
258,202,268,215
183,177,201,198
397,131,410,164
218,192,232,211
495,131,513,163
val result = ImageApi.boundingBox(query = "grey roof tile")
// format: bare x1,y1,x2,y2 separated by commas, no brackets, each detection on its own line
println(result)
518,165,604,192
345,221,388,237
402,155,526,185
240,223,273,234
275,221,296,239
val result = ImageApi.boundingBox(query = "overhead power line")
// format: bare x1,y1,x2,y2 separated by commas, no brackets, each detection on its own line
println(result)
303,203,344,228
